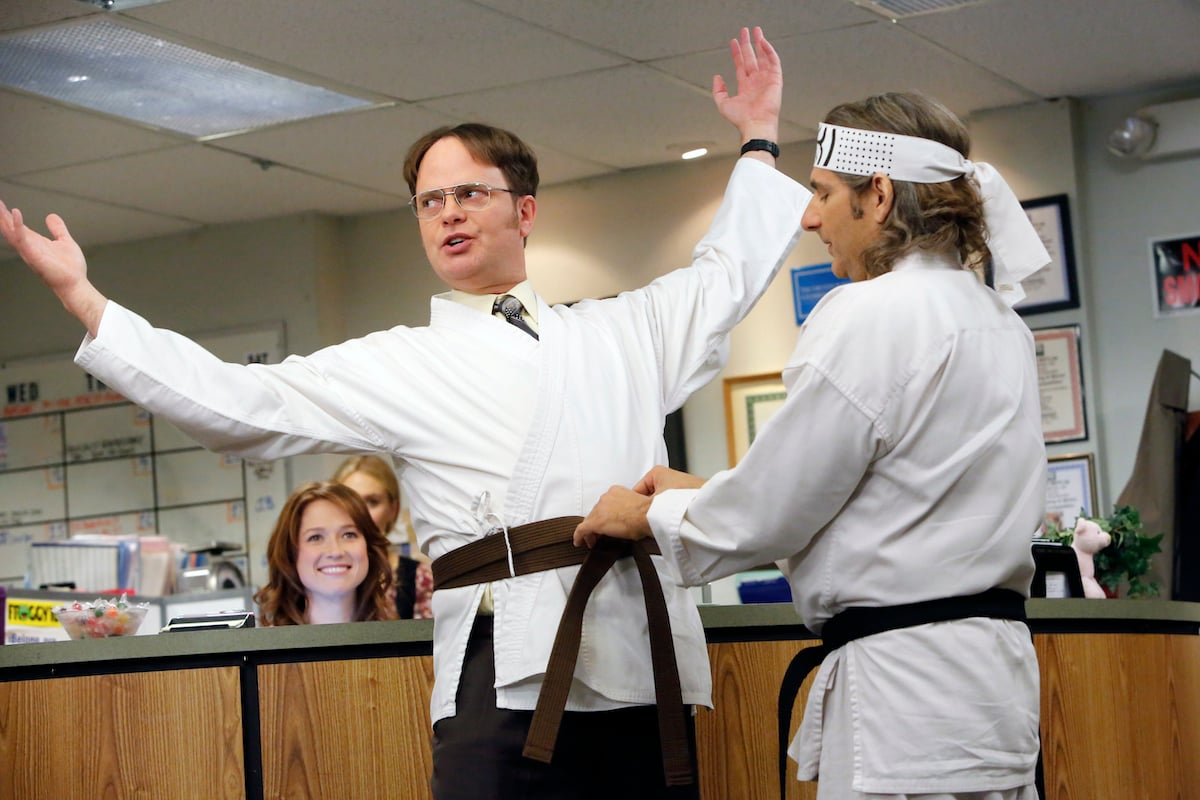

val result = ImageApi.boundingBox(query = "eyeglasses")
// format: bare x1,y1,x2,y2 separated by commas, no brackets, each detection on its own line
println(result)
408,182,516,219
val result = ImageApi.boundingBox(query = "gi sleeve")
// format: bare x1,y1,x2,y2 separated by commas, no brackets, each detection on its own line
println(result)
645,364,883,586
75,301,387,460
610,159,810,414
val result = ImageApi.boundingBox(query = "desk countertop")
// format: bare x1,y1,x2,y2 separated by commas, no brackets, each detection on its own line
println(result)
3,599,1198,679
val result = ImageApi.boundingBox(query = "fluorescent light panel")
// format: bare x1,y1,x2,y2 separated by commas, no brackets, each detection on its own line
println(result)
0,17,374,138
77,0,178,9
862,0,987,18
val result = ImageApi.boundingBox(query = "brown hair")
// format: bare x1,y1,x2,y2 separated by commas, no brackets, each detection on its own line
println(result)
402,122,539,199
254,481,396,626
823,92,989,278
331,454,401,534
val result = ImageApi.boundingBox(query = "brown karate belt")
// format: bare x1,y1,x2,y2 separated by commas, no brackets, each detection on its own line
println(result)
431,516,694,787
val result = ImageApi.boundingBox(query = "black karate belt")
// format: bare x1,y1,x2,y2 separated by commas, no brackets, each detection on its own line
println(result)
431,517,694,787
776,588,1027,800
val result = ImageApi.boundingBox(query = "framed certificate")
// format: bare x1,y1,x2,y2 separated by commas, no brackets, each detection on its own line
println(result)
1033,324,1087,443
1044,452,1097,533
1015,195,1079,315
723,372,785,467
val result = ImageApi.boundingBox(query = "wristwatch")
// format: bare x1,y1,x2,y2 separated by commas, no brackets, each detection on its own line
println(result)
740,139,780,158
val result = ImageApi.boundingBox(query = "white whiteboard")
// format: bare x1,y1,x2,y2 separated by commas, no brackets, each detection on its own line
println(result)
0,324,289,588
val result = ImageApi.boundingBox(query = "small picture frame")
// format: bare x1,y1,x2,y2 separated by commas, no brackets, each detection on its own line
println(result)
1015,194,1079,316
723,372,785,467
1033,324,1087,443
1149,231,1200,318
1044,452,1097,533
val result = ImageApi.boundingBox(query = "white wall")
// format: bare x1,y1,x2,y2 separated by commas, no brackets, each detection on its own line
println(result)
2,213,333,358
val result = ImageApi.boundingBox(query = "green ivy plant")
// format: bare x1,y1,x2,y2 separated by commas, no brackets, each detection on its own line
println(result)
1044,505,1165,598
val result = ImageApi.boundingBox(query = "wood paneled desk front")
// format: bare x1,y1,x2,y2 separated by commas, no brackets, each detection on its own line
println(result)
2,600,1197,799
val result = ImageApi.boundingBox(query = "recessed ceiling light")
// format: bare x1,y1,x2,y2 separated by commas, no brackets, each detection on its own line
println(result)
669,141,714,161
0,17,377,139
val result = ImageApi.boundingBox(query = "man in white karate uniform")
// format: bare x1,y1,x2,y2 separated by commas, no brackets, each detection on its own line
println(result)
2,27,810,800
577,91,1050,800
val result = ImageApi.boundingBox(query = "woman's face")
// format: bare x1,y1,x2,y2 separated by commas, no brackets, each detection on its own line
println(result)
295,498,369,604
340,471,399,534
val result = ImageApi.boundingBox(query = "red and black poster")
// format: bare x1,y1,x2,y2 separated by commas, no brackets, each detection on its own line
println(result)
1152,232,1200,316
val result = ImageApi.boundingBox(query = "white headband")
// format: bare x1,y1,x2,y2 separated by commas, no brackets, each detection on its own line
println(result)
814,122,1050,306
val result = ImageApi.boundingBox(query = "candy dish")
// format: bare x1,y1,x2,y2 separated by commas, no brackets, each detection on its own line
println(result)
54,598,149,639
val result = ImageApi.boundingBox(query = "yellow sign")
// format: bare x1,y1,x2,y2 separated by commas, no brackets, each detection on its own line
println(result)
7,598,61,627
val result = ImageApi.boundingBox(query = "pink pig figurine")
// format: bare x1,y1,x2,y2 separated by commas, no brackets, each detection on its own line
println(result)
1072,518,1112,599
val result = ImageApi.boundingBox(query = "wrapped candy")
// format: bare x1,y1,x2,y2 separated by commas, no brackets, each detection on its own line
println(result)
53,596,149,639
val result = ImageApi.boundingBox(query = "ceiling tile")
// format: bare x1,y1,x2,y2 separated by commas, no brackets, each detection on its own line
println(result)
222,99,623,190
213,104,454,196
902,0,1200,98
0,0,94,32
672,21,1039,130
17,145,407,224
0,89,182,177
422,64,806,168
0,180,199,250
127,0,624,100
520,144,622,188
474,0,878,61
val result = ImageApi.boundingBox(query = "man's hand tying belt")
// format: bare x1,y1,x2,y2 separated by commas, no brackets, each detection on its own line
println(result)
575,465,708,548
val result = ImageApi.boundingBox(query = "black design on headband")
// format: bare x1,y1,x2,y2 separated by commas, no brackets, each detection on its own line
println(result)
816,126,836,168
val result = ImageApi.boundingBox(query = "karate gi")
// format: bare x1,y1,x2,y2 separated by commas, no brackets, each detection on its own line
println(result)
73,158,810,724
646,250,1043,798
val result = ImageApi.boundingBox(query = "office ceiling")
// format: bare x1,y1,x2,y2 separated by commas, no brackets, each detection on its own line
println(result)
1,0,1198,250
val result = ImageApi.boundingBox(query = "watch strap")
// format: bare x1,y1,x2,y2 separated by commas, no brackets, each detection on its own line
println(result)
740,138,780,158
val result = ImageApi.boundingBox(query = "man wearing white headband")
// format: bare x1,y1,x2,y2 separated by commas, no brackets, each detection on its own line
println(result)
577,92,1047,800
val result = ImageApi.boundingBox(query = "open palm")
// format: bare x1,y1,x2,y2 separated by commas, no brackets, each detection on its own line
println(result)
712,26,782,139
0,203,89,297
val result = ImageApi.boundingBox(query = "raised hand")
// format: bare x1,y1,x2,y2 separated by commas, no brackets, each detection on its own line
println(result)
712,26,782,148
0,201,107,335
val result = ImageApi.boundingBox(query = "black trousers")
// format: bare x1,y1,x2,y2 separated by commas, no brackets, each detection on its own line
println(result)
431,616,701,800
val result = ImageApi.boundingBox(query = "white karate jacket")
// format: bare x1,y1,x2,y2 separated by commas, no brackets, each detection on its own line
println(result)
74,158,810,723
647,251,1043,794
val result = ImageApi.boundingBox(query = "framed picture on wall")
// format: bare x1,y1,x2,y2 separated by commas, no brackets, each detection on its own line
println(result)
1149,231,1200,317
1033,324,1087,443
723,372,785,467
1045,452,1097,533
1014,194,1079,316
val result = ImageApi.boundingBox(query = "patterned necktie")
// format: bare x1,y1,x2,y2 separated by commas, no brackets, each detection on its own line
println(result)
492,294,538,340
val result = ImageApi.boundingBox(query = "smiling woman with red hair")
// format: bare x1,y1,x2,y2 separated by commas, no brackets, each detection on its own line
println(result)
254,481,396,626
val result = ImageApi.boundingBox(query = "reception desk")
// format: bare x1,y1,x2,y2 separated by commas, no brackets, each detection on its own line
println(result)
2,600,1198,799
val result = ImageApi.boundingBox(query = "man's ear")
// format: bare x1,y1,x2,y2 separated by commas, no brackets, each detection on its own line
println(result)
518,195,537,238
869,173,894,224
